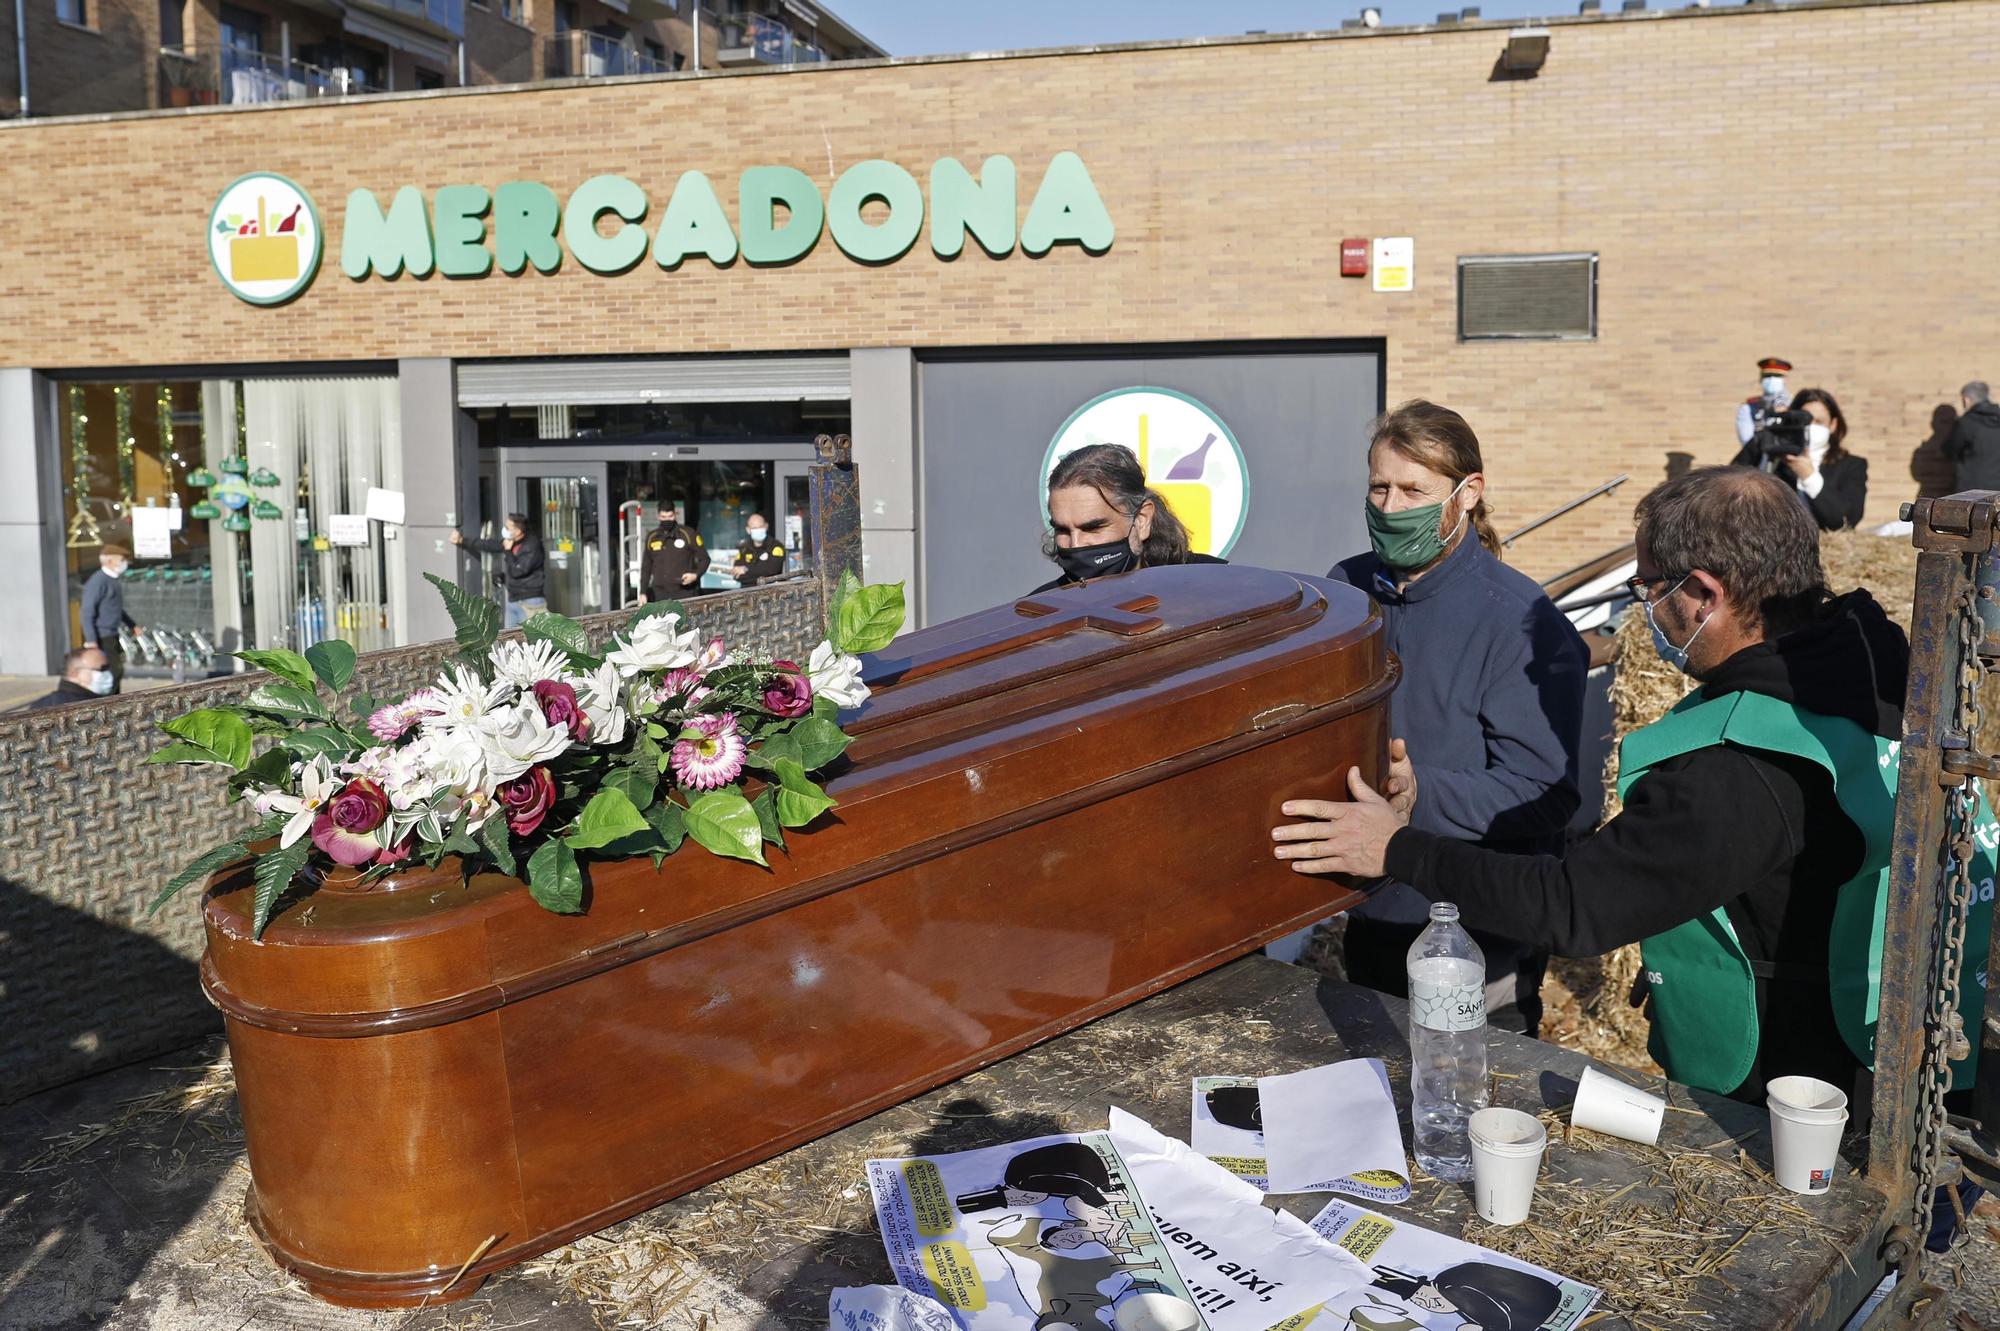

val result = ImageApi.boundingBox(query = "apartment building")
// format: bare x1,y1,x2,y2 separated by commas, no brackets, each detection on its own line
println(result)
0,0,883,116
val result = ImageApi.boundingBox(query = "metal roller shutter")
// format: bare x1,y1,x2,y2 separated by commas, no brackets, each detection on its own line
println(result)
455,355,851,407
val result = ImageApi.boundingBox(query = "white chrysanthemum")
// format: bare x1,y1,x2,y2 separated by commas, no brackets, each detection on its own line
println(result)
473,697,573,783
489,638,570,691
422,665,512,732
605,613,701,678
807,640,869,710
574,662,629,746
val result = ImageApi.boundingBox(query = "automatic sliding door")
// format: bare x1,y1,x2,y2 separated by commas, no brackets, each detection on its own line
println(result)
507,465,608,617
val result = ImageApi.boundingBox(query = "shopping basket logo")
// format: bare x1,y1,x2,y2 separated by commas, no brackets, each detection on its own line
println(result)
209,172,322,306
1042,387,1249,558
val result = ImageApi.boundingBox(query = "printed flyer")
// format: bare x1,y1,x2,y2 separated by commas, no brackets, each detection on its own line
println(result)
1191,1063,1411,1204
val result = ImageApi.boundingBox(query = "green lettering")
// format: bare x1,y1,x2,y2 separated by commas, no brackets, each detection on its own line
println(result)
929,155,1016,259
827,159,923,264
1020,152,1114,256
432,185,492,279
563,175,650,276
493,180,563,275
340,186,435,280
738,165,823,266
652,171,739,269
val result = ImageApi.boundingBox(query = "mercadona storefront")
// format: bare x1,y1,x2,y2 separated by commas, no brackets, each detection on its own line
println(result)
0,0,1987,677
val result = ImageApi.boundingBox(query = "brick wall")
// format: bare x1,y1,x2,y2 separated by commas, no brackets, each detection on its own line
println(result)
12,0,158,115
465,3,537,85
1,0,1996,574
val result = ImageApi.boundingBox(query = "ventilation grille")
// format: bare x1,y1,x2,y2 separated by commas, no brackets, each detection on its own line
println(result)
1458,254,1597,340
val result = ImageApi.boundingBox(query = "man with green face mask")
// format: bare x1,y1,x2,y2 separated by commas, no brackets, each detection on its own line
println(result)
1324,401,1589,1038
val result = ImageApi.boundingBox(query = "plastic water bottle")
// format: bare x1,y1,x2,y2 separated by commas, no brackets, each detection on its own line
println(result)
1407,902,1489,1182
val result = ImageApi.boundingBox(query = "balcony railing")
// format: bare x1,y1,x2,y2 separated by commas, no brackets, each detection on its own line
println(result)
546,31,671,79
350,0,466,39
720,12,826,64
159,46,382,108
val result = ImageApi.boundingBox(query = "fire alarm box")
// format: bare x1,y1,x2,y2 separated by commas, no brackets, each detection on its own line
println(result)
1341,238,1370,278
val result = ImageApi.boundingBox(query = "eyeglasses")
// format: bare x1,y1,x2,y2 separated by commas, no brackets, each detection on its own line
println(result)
1626,572,1684,603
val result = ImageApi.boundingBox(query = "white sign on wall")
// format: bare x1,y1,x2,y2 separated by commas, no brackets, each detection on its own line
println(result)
1041,387,1250,558
1372,236,1414,293
328,514,371,547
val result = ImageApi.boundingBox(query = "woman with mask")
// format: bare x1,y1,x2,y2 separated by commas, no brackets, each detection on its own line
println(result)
1730,386,1867,531
1330,400,1589,1037
1032,443,1224,592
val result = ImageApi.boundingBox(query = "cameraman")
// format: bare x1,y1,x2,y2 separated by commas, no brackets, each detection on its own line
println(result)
1734,356,1792,448
1731,386,1867,530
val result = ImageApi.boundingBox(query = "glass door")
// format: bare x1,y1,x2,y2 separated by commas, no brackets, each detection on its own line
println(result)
774,461,816,578
505,462,609,618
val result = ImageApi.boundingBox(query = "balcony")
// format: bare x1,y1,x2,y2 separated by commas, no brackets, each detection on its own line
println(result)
546,30,672,79
347,0,466,40
719,13,826,65
159,46,382,108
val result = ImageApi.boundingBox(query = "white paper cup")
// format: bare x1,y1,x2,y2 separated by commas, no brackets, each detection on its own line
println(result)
1766,1076,1849,1194
1571,1065,1667,1146
1114,1292,1201,1331
1468,1107,1547,1226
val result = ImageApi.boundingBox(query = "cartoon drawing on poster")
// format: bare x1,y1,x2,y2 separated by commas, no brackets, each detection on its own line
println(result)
1191,1065,1410,1204
1303,1200,1598,1331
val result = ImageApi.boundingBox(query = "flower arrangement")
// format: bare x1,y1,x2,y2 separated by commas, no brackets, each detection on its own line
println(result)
147,572,905,936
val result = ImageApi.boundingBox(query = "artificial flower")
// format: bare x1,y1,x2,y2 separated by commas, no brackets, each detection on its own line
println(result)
251,756,340,848
311,778,389,866
423,665,511,732
366,690,434,743
490,638,570,691
375,835,415,868
761,661,813,718
654,667,711,710
575,661,630,745
696,636,732,672
807,640,869,710
474,697,573,783
531,679,590,741
606,612,701,677
670,712,746,791
498,765,557,836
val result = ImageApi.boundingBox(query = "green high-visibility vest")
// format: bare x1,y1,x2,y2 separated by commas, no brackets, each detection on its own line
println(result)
1616,689,1994,1096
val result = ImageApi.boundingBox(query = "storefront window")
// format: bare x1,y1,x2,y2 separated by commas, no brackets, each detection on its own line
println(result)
472,400,846,446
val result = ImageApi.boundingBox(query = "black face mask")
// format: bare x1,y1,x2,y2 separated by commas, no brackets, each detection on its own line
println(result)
1053,538,1137,583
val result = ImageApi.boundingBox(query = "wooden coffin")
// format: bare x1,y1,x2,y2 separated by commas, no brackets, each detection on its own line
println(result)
200,564,1393,1306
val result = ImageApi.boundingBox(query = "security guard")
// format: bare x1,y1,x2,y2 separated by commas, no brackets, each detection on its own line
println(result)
731,512,786,588
1735,355,1793,448
639,503,709,602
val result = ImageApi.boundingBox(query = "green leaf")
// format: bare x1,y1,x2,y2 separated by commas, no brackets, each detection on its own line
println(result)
242,682,331,724
771,757,837,828
834,582,906,656
251,835,314,938
811,695,839,722
157,707,254,769
146,741,231,767
478,815,517,878
526,838,584,913
304,639,358,692
646,800,686,855
603,765,657,812
148,840,249,917
234,745,292,790
283,726,361,762
825,566,861,639
523,611,600,670
566,788,650,851
628,598,688,630
683,789,766,865
787,717,852,771
751,787,786,849
424,571,502,662
235,648,316,690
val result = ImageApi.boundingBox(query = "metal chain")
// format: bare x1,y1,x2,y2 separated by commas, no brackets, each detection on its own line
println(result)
1912,574,1984,1237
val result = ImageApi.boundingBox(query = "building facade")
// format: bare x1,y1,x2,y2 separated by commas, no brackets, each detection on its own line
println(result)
0,0,1993,677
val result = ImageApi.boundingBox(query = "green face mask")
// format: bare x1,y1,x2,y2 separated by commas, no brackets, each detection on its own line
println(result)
1364,479,1468,573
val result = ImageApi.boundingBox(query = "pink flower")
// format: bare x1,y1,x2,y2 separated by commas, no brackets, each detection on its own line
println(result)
367,691,434,742
312,778,389,866
671,712,746,791
498,765,558,836
761,661,813,718
531,679,590,741
697,636,731,672
375,836,415,868
655,668,712,709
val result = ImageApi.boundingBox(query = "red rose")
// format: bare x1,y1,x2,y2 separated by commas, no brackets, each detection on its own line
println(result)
532,679,590,740
499,765,557,836
761,661,813,718
312,778,388,866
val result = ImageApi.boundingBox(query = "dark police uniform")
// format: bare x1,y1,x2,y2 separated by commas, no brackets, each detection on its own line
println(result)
641,522,710,600
733,534,786,588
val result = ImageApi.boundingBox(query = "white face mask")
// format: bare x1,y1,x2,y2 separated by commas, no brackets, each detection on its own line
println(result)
1806,423,1831,461
1761,375,1787,399
103,562,125,579
87,669,114,695
747,527,768,542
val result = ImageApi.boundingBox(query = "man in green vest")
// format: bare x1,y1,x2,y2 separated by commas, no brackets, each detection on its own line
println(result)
1271,465,1991,1117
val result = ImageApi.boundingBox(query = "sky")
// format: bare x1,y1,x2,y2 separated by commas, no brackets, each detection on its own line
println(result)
828,0,1715,57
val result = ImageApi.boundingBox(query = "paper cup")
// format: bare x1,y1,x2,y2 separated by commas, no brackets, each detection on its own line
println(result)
1767,1076,1849,1194
1468,1107,1547,1226
1571,1065,1667,1146
1114,1292,1202,1331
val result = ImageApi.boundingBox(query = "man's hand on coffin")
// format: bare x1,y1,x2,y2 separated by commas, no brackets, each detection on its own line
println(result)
1269,767,1408,878
1382,737,1417,819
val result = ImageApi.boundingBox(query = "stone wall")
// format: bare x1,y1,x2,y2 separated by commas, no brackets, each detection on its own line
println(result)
0,578,823,1103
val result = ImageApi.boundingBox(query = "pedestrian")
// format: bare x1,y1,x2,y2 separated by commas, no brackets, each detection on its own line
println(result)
1328,400,1589,1039
1032,443,1224,593
1735,356,1792,450
80,543,139,694
23,646,113,709
640,501,710,602
1948,381,2000,493
730,513,786,588
450,514,547,628
1750,387,1868,530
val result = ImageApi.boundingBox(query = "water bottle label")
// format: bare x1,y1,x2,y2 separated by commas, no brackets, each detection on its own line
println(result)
1410,977,1486,1032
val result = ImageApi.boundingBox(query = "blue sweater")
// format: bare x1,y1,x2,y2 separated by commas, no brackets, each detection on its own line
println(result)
1332,535,1589,923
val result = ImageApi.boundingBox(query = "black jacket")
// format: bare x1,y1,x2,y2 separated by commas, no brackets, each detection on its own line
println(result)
1030,551,1226,596
640,524,710,596
465,532,546,600
1728,447,1868,530
25,679,99,710
1950,402,2000,494
733,535,786,588
1386,590,1908,1107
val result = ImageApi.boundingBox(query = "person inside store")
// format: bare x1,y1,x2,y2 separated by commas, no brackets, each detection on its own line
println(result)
449,513,547,628
1272,465,1917,1113
23,646,113,710
641,502,710,603
1327,400,1589,1039
1730,386,1868,530
731,513,786,588
1031,443,1224,594
80,543,139,694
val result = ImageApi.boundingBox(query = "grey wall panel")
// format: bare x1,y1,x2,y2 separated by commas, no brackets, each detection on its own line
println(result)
917,349,1382,625
456,355,852,407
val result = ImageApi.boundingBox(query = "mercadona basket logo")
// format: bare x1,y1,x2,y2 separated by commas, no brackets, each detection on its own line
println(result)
209,172,322,306
1042,387,1250,558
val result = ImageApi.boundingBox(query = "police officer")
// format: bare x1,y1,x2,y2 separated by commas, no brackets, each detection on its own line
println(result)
1735,356,1793,449
640,502,709,602
731,513,785,588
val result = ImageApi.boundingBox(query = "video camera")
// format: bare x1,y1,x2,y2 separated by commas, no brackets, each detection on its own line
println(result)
1751,407,1815,460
